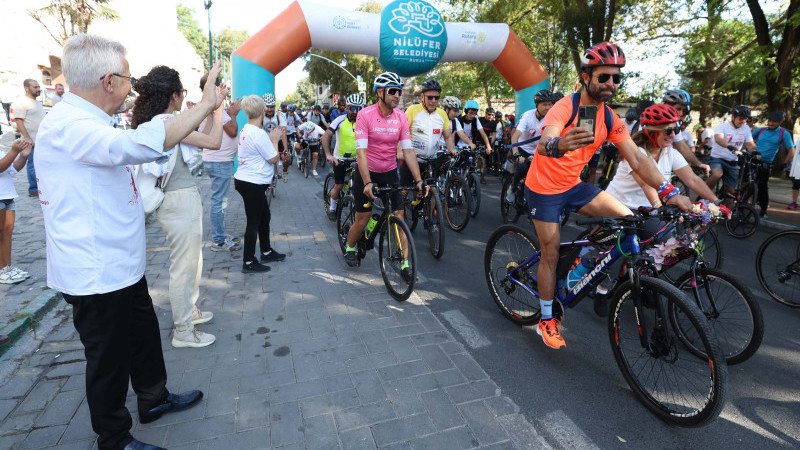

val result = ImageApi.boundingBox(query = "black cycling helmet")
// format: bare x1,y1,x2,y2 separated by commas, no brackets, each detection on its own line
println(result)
534,89,558,105
552,92,564,102
625,109,637,121
767,110,785,122
419,79,442,93
312,104,321,111
731,105,751,119
485,107,494,114
280,101,288,107
322,103,330,109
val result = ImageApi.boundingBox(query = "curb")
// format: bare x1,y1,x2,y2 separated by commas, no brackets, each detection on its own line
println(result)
0,290,62,358
759,219,797,232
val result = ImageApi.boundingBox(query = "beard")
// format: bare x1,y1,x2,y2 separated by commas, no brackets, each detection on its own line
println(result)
587,79,616,103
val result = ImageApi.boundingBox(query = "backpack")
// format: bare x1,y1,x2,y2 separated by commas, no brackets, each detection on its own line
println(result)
455,116,479,146
564,93,614,140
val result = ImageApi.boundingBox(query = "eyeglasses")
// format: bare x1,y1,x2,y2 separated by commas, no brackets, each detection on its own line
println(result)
426,95,440,100
386,87,403,96
348,106,362,113
661,127,678,135
595,73,621,84
101,73,138,89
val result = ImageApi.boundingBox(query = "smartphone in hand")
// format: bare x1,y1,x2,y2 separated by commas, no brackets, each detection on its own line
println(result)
578,105,597,135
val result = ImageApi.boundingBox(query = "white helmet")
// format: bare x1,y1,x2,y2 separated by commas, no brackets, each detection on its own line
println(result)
262,93,276,106
346,93,365,107
373,72,403,92
299,121,316,133
441,96,461,110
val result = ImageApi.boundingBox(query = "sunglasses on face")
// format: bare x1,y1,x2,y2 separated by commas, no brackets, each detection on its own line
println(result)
426,95,440,100
348,106,362,113
661,127,678,135
595,73,621,84
386,87,403,96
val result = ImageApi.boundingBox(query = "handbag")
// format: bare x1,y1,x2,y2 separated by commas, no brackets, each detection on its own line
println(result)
136,144,180,214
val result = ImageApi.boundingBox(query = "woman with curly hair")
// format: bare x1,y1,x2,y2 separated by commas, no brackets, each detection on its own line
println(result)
132,65,224,348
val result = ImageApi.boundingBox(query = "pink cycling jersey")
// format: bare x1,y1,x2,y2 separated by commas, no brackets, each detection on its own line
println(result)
355,103,412,173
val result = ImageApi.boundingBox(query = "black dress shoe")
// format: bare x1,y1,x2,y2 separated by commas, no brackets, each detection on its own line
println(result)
139,390,203,424
123,438,166,450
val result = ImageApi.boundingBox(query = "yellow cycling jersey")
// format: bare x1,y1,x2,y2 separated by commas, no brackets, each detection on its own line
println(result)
405,104,450,158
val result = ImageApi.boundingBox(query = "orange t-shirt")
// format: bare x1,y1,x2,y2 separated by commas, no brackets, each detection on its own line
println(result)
525,96,630,195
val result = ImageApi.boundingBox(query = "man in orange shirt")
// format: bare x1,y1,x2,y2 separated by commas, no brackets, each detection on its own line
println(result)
525,42,691,349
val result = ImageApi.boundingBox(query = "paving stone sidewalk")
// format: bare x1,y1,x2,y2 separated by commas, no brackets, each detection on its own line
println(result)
0,161,550,449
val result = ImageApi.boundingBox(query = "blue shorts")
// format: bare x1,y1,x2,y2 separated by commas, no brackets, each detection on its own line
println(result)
708,157,740,188
524,182,601,223
0,198,15,211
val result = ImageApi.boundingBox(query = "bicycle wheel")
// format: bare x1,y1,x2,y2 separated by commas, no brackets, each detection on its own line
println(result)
725,204,758,238
484,225,541,325
609,277,727,427
335,195,356,254
443,175,470,232
303,149,310,178
403,191,419,232
672,268,763,365
467,173,481,217
756,230,800,307
427,191,445,259
323,173,335,220
660,228,723,282
500,176,521,224
379,215,417,301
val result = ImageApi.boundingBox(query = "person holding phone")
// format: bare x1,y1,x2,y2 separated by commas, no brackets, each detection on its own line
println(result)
524,41,692,350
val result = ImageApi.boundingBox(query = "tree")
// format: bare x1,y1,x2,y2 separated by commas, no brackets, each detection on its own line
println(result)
285,78,316,106
177,3,209,71
29,0,119,46
214,27,250,64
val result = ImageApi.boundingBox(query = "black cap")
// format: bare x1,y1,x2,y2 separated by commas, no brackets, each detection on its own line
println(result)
767,110,785,122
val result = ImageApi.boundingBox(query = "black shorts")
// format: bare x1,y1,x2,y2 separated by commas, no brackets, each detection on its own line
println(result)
333,162,350,185
352,169,402,213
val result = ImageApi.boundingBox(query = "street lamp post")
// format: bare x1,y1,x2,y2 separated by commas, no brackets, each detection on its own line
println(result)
304,51,360,84
204,0,213,69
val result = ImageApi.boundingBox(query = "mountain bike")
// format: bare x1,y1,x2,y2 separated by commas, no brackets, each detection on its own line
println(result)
323,154,357,221
717,152,761,238
452,147,482,218
756,229,800,308
403,155,446,259
435,150,471,232
499,153,531,224
484,209,727,426
266,169,279,207
298,138,320,178
336,184,419,301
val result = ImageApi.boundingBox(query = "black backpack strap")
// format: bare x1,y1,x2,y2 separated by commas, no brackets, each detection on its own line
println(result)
603,105,614,138
565,93,580,128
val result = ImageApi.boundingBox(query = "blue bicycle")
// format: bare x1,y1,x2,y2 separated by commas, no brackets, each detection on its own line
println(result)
484,209,728,427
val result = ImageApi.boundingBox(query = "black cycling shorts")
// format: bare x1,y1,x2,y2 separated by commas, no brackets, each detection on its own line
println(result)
333,162,350,185
352,169,402,213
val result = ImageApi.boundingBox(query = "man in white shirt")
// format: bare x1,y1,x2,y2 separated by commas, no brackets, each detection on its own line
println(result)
705,105,757,202
507,90,556,202
12,79,45,196
35,34,228,450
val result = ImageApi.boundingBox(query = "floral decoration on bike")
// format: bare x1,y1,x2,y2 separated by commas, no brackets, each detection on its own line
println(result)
646,202,730,270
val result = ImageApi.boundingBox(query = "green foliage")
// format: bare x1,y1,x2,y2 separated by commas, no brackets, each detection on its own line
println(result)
29,0,119,45
177,3,210,71
285,78,316,106
214,27,250,65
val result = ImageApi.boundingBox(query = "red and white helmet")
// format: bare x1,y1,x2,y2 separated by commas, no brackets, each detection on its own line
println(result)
640,104,681,126
580,41,626,68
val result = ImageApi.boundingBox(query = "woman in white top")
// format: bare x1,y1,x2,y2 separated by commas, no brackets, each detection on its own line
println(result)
0,138,32,284
131,65,227,348
606,104,717,210
788,136,800,210
234,96,285,273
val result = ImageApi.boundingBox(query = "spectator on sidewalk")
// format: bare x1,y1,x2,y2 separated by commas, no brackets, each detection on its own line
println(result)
0,137,33,284
235,95,286,273
132,65,223,349
751,110,795,218
52,83,65,105
201,73,242,252
12,79,45,197
36,34,227,450
789,135,800,210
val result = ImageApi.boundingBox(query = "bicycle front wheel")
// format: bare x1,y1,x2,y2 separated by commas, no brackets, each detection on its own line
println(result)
468,173,481,217
379,215,417,301
443,175,470,232
427,192,445,259
756,230,800,307
609,277,727,427
484,225,541,325
725,204,758,238
323,173,335,220
336,195,356,254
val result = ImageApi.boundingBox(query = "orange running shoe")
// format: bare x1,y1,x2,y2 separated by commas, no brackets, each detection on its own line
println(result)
537,318,566,349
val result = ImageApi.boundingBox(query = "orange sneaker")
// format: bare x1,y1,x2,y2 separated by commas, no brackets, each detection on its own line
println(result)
537,318,566,349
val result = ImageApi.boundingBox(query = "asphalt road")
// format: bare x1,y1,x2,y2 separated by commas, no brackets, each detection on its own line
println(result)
313,162,800,449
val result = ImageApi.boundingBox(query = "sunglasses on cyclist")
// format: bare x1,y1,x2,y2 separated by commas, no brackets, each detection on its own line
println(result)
386,87,403,96
426,95,440,100
348,106,362,113
660,127,678,135
595,73,621,84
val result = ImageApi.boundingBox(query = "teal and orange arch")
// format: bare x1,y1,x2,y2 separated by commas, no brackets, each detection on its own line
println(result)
232,0,549,118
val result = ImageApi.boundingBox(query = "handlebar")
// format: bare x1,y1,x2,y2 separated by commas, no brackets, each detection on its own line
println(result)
362,184,420,208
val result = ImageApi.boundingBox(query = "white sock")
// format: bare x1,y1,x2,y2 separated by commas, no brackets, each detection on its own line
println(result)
330,198,338,211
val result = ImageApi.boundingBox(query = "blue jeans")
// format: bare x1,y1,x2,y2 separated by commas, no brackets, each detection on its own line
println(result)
204,160,234,244
27,146,37,194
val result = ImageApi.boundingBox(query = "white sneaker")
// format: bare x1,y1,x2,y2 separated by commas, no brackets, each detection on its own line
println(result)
9,266,29,278
210,240,240,252
0,266,26,284
505,190,515,203
172,328,216,348
191,308,213,325
312,170,318,176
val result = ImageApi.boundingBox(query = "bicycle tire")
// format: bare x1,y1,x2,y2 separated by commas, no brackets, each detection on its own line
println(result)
608,276,727,427
335,194,356,254
468,173,481,217
756,230,800,307
303,149,310,178
672,268,763,365
427,190,445,259
443,175,470,232
403,192,419,232
725,204,758,238
500,176,522,224
323,173,335,220
379,214,417,301
484,225,541,325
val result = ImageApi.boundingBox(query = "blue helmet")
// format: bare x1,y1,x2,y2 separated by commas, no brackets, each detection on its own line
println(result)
464,100,479,111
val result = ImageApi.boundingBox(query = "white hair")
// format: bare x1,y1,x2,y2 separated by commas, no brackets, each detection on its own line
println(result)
62,34,126,91
242,95,265,119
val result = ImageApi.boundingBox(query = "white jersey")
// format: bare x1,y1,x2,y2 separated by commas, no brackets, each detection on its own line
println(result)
262,114,280,133
710,121,753,162
299,123,325,142
279,111,300,134
680,129,695,147
514,109,545,155
606,146,688,208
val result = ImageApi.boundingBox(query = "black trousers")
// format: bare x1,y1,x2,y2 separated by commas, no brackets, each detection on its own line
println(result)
62,276,168,450
234,178,272,262
755,163,771,212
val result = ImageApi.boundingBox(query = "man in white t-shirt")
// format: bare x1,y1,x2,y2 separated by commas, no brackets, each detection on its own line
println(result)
706,105,757,202
662,89,710,175
507,90,556,202
680,121,695,153
296,121,326,176
12,79,45,196
700,125,713,149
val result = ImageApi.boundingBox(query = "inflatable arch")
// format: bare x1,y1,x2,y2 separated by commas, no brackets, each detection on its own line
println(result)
232,0,549,119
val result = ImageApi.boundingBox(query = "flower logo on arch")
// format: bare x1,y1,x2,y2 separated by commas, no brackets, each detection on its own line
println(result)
388,1,445,38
